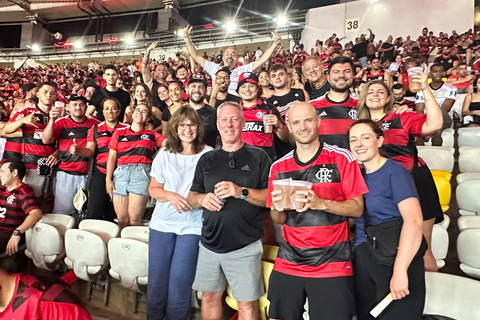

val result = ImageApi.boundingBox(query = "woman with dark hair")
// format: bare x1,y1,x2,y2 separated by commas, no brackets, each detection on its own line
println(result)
147,106,212,320
161,81,186,130
106,103,165,229
259,70,274,100
349,119,426,320
124,83,162,131
356,77,443,272
461,76,480,126
156,83,172,113
290,67,310,100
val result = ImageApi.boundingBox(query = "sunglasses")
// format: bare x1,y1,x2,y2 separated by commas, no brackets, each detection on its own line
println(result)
228,152,235,169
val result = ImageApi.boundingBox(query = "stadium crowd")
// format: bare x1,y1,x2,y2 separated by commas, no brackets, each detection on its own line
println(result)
0,25,478,319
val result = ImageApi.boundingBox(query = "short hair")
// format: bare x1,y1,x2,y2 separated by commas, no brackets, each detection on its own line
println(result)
348,119,384,139
392,83,405,91
430,63,445,72
216,67,231,77
301,57,322,74
104,64,118,73
328,56,355,74
164,106,205,154
269,64,287,74
101,97,120,109
217,101,243,117
369,57,381,63
38,81,57,91
6,160,26,180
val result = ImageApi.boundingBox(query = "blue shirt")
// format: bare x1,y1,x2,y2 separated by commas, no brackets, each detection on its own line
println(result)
354,159,418,246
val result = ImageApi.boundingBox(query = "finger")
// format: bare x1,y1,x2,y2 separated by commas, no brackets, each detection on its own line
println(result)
271,190,282,196
73,138,76,145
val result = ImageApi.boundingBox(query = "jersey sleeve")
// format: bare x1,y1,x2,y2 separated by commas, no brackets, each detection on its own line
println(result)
86,126,95,143
150,149,165,184
21,186,41,214
108,129,120,151
154,132,166,148
400,112,426,137
52,119,63,141
190,153,207,193
337,152,368,200
389,162,419,204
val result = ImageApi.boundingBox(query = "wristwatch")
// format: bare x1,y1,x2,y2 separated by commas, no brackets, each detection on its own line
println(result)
12,229,22,236
240,187,249,200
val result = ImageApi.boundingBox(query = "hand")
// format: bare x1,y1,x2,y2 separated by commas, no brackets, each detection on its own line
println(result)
214,181,241,199
46,152,59,167
49,107,62,121
6,234,21,255
106,179,115,198
390,270,410,300
69,138,77,154
264,114,279,128
294,190,326,212
211,80,221,97
271,190,285,211
271,32,282,45
410,70,429,90
183,25,193,39
147,41,158,52
22,113,38,128
167,192,192,213
200,193,223,212
393,104,414,114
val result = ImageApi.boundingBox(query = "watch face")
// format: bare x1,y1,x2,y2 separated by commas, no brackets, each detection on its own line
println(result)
242,188,248,196
13,230,21,236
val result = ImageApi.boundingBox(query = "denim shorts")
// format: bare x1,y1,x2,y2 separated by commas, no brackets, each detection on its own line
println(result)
113,164,151,197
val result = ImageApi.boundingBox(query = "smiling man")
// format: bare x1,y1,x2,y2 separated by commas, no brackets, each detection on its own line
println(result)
302,57,330,100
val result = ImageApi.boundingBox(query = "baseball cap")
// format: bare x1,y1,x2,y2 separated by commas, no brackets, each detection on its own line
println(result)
237,72,260,92
68,94,88,104
22,83,36,93
188,73,207,87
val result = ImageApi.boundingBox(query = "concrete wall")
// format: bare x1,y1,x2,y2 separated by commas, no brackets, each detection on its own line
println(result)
302,0,475,51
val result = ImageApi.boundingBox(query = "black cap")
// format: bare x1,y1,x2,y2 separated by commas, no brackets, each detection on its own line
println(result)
22,83,36,93
237,72,260,92
188,73,207,87
68,94,88,104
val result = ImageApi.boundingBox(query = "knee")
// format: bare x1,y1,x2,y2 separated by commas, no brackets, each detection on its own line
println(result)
237,300,258,313
202,291,223,304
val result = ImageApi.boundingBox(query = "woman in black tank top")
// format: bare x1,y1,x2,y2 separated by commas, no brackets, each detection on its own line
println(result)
462,77,480,126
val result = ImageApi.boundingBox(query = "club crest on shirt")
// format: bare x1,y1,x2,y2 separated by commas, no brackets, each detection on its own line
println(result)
381,122,391,131
255,111,266,120
141,134,150,140
6,195,15,204
349,109,358,120
315,167,333,183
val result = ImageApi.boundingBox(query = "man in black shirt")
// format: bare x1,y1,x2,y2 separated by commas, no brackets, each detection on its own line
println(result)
209,68,240,108
188,102,271,320
351,29,374,68
434,45,459,73
379,35,395,61
302,57,330,100
186,74,218,148
87,65,130,121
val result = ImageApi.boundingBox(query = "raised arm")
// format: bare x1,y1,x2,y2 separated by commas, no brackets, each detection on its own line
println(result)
183,25,206,68
142,42,157,84
252,32,282,70
412,71,443,135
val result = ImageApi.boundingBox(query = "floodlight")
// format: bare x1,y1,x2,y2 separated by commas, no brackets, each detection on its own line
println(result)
74,41,83,49
31,44,41,52
125,36,135,45
224,21,236,33
274,15,288,26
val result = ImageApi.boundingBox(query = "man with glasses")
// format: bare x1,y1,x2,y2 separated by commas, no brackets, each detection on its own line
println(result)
209,68,241,108
188,102,272,320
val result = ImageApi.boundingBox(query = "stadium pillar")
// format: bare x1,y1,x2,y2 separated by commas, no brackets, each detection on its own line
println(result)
20,22,51,49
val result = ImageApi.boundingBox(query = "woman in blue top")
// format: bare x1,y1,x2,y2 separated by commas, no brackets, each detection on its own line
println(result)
349,119,425,320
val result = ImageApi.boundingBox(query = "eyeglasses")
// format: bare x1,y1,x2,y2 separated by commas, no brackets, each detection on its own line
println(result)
228,152,236,169
178,123,198,130
134,109,149,116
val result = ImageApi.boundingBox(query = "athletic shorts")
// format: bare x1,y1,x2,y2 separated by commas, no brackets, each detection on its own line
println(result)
113,164,151,197
268,271,355,320
412,164,444,223
192,240,264,302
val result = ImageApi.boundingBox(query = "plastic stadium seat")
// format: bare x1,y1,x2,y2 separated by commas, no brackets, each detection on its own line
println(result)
25,214,75,270
121,226,149,243
438,214,450,230
77,219,120,244
430,170,452,182
458,127,480,147
423,271,480,318
441,128,455,147
431,225,448,269
262,244,279,263
456,180,480,216
108,238,148,292
457,229,480,279
225,261,274,320
458,146,480,173
457,216,480,232
417,146,454,172
456,172,480,184
432,175,451,212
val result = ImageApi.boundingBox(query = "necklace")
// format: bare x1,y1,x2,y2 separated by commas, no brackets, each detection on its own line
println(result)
313,78,327,89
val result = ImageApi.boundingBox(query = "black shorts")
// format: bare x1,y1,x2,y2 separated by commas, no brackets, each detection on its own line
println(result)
412,164,444,223
267,270,355,320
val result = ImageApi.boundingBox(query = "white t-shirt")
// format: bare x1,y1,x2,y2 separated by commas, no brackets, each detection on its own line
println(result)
149,146,212,235
415,82,457,117
204,60,253,97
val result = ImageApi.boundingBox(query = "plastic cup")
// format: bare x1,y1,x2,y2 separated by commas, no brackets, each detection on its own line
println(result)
54,101,65,116
272,179,291,210
264,116,273,133
407,67,423,93
289,180,313,211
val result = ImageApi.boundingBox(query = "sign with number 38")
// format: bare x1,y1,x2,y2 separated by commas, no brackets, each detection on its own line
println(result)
345,18,360,32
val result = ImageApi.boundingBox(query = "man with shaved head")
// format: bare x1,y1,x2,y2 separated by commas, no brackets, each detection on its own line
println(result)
266,103,368,320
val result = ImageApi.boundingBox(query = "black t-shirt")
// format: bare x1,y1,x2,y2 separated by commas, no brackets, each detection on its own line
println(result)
434,55,459,72
190,144,271,253
90,88,130,121
213,93,241,109
151,79,164,107
381,42,395,61
305,81,331,100
352,40,368,59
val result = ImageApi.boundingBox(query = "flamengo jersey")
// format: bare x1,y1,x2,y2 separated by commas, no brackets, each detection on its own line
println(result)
53,116,100,175
266,143,368,278
0,274,92,320
309,94,358,149
109,127,165,166
0,183,39,233
365,70,386,82
267,89,305,120
378,112,427,170
415,82,457,117
12,105,56,169
3,136,23,163
87,122,129,174
241,99,282,148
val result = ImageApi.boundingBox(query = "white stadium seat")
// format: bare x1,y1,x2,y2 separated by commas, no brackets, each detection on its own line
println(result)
456,172,480,184
456,180,480,215
458,146,480,173
437,214,450,230
458,127,480,147
416,146,454,172
431,224,448,269
457,229,480,279
120,226,149,243
457,216,480,232
441,128,455,147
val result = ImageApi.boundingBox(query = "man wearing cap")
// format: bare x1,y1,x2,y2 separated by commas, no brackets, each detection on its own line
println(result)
237,72,288,161
183,25,282,96
42,95,100,215
187,74,218,147
2,82,59,201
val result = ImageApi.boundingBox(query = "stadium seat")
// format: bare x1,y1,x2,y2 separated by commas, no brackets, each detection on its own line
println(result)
262,244,279,263
25,214,75,271
451,93,467,120
458,127,480,147
438,214,450,230
108,238,148,292
458,146,480,173
423,271,480,318
431,224,449,269
457,216,480,232
225,261,274,320
430,170,452,182
417,146,454,172
456,172,480,184
121,226,149,243
432,175,451,212
456,180,480,215
457,229,480,279
441,128,455,147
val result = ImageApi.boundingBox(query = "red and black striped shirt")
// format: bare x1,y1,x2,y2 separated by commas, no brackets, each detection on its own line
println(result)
108,127,165,166
365,70,386,82
53,116,100,175
310,94,358,149
266,143,368,278
378,112,427,170
0,183,40,233
87,122,129,174
12,105,56,169
3,136,23,163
